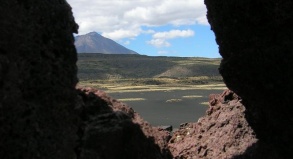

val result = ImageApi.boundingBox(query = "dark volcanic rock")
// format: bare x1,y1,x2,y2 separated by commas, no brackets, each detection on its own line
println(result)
0,0,79,158
3,0,293,158
205,0,293,158
76,87,172,159
0,1,170,158
169,90,257,159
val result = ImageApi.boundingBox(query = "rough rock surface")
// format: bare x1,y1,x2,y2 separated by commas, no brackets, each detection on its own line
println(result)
169,90,257,159
0,1,172,158
76,87,172,159
205,0,293,158
0,0,79,158
2,0,293,158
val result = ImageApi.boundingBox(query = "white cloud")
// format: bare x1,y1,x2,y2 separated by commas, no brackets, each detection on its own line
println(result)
148,29,194,47
147,39,171,47
67,0,208,39
123,0,207,26
142,29,155,34
153,29,194,39
102,28,140,40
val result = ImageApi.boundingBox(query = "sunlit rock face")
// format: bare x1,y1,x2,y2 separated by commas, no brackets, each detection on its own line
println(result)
169,90,257,159
205,0,293,158
0,0,79,158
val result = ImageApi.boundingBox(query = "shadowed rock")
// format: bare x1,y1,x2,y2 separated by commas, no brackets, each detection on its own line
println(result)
76,87,172,159
205,0,293,158
0,1,173,158
0,0,79,158
2,0,292,158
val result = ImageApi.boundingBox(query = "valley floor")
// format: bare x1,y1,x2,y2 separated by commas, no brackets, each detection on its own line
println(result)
78,80,226,128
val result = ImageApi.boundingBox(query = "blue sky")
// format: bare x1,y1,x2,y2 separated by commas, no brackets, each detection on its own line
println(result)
67,0,220,58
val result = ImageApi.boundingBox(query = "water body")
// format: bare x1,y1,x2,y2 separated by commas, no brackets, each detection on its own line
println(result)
108,89,224,128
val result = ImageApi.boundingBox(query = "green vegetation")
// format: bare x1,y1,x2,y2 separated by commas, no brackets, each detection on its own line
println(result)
77,53,222,82
116,98,146,102
166,99,182,103
200,102,210,106
182,95,203,98
77,53,225,95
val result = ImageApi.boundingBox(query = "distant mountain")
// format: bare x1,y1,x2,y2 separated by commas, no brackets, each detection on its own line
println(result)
74,32,138,54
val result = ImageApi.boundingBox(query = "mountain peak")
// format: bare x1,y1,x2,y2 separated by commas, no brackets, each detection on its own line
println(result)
74,32,138,54
86,32,100,36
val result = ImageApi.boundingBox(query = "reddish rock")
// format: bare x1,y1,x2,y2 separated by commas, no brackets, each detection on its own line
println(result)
3,0,292,158
169,90,257,159
76,87,172,159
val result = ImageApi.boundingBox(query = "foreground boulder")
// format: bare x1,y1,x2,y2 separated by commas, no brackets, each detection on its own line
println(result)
0,0,78,158
76,87,172,159
169,90,257,158
205,0,293,158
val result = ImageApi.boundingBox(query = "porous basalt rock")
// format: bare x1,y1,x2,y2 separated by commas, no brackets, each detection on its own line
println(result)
76,87,172,159
3,0,293,158
169,90,257,159
0,1,173,158
205,0,293,158
0,0,78,158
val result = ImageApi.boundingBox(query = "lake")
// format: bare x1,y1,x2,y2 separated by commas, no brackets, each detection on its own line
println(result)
108,89,225,128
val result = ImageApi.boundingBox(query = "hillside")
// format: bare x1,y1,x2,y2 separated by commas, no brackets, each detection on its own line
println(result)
74,32,138,54
77,53,222,82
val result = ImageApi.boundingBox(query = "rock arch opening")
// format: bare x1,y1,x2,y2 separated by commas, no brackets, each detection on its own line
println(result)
1,0,292,158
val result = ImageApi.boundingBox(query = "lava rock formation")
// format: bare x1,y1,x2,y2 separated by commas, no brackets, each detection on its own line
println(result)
1,0,293,159
0,0,78,158
169,90,257,158
205,0,293,158
75,87,172,159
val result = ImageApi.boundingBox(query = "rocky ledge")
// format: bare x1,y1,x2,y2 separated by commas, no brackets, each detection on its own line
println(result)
75,87,172,159
74,88,258,159
169,90,257,158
